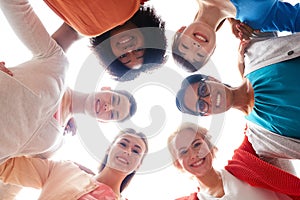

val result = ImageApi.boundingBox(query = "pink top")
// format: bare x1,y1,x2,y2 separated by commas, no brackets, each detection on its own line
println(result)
79,182,118,200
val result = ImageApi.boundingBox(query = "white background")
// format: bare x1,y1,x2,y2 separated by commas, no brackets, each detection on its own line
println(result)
0,0,299,199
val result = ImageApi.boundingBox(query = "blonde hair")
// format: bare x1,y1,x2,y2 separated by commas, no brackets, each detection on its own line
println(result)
167,122,217,169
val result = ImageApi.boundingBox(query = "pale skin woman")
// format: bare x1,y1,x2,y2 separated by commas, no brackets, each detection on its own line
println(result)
172,0,283,72
0,23,136,126
172,0,237,71
57,86,133,125
168,123,296,200
176,73,254,116
168,123,223,197
0,129,148,199
0,62,134,124
95,130,148,198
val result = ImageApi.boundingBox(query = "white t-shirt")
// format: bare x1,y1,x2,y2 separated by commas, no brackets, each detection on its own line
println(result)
197,170,291,200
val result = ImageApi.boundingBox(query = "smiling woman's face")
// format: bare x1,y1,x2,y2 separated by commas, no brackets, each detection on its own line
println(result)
173,128,213,177
177,22,216,69
84,89,131,122
106,133,147,173
110,22,145,69
183,79,231,116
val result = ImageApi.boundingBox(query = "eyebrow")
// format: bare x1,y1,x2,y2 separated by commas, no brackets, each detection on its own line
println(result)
121,138,142,150
191,139,201,146
178,138,199,151
177,147,187,153
117,95,120,105
111,110,119,120
122,56,143,65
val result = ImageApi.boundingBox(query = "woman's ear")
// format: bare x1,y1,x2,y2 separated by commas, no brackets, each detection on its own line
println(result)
173,160,183,170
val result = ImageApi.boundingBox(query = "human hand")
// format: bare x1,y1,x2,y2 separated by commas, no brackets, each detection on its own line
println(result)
0,62,13,76
228,18,260,40
63,117,77,136
238,40,251,63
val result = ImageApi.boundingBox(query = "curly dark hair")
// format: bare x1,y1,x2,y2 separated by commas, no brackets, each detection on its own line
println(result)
90,6,167,82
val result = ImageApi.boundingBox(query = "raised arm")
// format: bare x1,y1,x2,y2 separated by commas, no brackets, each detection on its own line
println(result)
51,22,82,53
0,0,62,58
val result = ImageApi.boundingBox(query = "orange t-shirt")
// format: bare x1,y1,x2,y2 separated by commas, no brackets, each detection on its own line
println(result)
44,0,141,36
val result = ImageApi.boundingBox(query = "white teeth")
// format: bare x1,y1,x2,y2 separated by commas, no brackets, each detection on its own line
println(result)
96,100,100,114
117,157,128,165
194,34,207,42
119,37,133,44
216,93,221,108
191,159,204,167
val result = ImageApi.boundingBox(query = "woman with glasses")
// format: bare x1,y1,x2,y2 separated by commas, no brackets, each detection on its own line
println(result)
175,32,300,174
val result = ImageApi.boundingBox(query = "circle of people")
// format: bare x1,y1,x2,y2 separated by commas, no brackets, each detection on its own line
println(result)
0,0,300,199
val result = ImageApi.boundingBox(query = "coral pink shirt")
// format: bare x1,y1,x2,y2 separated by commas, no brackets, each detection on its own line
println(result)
79,182,117,200
43,0,146,37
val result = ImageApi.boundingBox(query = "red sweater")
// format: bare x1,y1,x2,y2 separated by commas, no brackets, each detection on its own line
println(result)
225,135,300,199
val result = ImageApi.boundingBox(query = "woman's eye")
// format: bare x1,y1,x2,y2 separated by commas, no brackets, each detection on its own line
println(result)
193,142,202,148
134,48,143,52
132,149,140,154
197,100,206,111
179,149,187,156
119,142,126,147
119,54,127,59
200,85,208,96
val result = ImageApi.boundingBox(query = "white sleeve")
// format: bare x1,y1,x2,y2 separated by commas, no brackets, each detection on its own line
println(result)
0,0,62,59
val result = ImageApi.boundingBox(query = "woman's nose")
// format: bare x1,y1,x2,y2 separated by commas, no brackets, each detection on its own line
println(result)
104,103,113,111
192,41,201,48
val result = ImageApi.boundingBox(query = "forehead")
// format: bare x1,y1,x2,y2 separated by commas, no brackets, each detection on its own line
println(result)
116,134,146,151
173,129,199,150
183,83,198,110
117,94,131,120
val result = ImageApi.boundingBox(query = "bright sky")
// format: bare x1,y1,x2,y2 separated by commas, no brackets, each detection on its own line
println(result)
1,0,299,199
